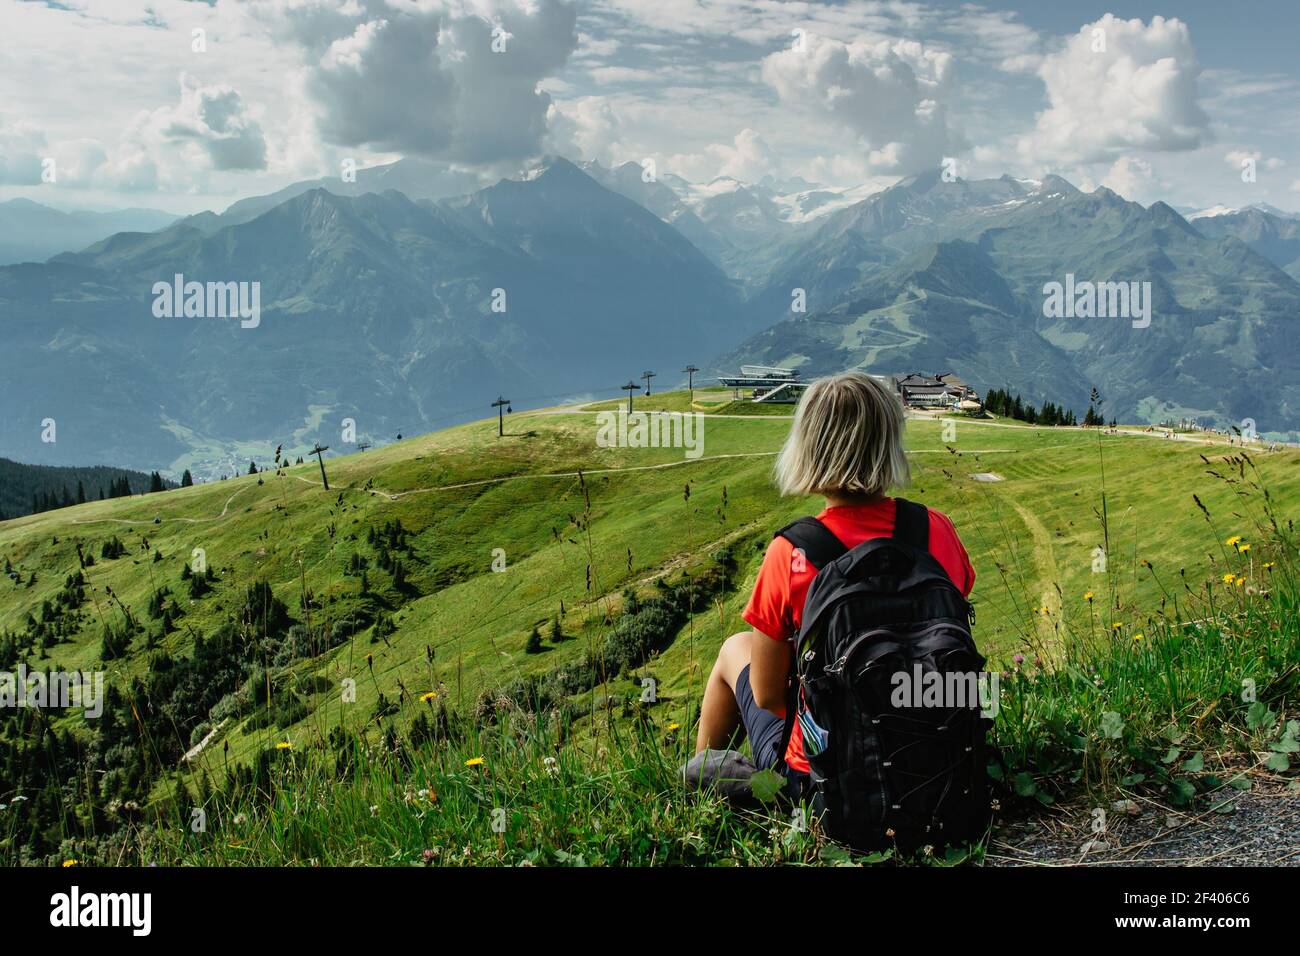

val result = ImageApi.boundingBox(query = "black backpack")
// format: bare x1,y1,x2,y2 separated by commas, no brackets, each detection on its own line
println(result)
776,498,992,853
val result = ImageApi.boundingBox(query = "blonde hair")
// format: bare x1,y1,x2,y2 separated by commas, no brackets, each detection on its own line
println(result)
774,370,909,498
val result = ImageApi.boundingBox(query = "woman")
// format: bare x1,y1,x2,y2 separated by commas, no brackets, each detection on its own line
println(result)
694,370,976,787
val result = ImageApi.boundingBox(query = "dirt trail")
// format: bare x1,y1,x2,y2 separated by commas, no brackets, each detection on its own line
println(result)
1007,498,1062,640
68,483,254,527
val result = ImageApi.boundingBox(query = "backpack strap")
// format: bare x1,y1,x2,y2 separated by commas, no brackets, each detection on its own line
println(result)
775,516,847,570
772,517,847,775
891,497,930,551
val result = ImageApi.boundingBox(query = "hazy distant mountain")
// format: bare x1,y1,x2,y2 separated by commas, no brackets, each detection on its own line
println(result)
1189,205,1300,281
0,199,178,265
8,158,1300,472
0,159,743,473
1186,201,1298,221
584,164,877,287
719,172,1300,434
170,158,487,237
661,175,877,285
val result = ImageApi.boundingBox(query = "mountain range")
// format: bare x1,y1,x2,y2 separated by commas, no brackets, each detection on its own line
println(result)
0,199,178,266
3,158,1300,475
719,172,1300,432
0,159,742,473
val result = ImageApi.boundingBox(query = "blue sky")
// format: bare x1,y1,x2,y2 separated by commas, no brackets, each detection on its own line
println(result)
1,0,1296,215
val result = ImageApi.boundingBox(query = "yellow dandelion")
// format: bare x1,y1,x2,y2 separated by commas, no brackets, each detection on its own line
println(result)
1237,543,1251,553
1222,572,1236,584
62,859,78,868
276,741,292,750
1083,591,1094,602
465,756,485,767
1112,622,1123,630
1235,576,1246,587
666,722,680,732
420,691,438,703
1132,632,1144,642
1226,535,1242,546
1263,562,1275,570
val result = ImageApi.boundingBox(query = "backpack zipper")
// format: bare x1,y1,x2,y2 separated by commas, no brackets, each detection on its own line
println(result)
824,621,973,681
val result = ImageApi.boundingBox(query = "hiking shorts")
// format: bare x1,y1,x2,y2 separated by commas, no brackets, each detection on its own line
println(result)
735,664,807,785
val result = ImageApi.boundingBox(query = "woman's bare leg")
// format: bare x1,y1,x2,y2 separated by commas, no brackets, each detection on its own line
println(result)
695,631,754,752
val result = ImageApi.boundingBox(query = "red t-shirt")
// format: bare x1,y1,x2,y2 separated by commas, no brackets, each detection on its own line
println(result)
741,498,975,774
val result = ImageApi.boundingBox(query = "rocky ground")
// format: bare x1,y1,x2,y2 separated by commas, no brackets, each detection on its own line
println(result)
989,771,1300,866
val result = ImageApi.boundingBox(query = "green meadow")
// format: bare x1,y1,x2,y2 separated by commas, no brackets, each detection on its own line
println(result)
2,390,1297,865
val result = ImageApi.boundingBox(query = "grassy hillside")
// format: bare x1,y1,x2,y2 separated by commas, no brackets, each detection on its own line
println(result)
2,392,1297,865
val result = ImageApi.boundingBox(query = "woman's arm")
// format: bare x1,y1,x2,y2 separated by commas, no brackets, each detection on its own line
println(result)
748,628,792,714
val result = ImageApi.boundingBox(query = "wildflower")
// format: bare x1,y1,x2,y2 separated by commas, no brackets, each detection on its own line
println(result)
885,827,896,839
1237,543,1251,553
1132,632,1144,642
422,848,436,865
1112,622,1123,630
1226,535,1242,547
1083,591,1094,602
666,722,680,732
1013,654,1024,665
1235,576,1246,587
370,805,380,817
1263,562,1276,570
420,691,437,703
465,756,485,767
276,741,292,750
1222,573,1236,584
233,812,247,825
62,859,78,868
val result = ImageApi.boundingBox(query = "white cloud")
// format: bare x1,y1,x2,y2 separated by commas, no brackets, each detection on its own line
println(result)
546,96,624,162
1018,14,1210,165
252,0,578,164
0,116,48,185
666,128,775,183
1101,155,1160,202
760,32,964,175
140,73,268,172
1223,148,1284,175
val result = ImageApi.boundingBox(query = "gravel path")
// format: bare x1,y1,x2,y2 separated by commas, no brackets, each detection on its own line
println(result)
989,772,1300,866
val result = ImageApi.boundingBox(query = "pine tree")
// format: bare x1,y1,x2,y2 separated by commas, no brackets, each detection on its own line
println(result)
548,617,564,644
76,481,86,504
248,461,258,475
180,470,193,487
525,626,543,654
149,471,164,493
